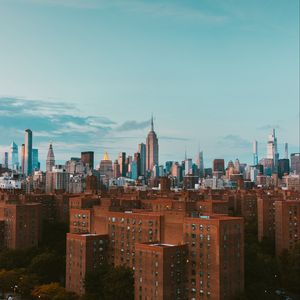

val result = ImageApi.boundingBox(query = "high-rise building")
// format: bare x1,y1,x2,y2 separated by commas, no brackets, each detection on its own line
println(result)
118,152,127,177
291,153,300,174
135,243,188,300
284,143,289,160
196,151,204,178
81,151,94,170
253,140,258,165
66,233,108,295
32,148,40,171
45,164,69,193
2,152,8,169
146,116,159,172
267,129,279,172
138,143,146,176
234,158,241,173
24,129,33,176
278,159,290,179
113,160,121,178
21,144,25,174
275,200,300,255
9,142,19,170
99,152,113,179
184,158,193,175
46,143,55,172
213,159,225,177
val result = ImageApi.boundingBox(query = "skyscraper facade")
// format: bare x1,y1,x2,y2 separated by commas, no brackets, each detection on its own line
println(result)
118,152,127,177
32,149,40,171
138,143,146,176
46,144,55,172
81,151,94,170
9,142,19,170
267,129,279,172
196,151,204,178
253,140,258,165
21,144,25,174
291,153,300,174
24,129,33,176
2,152,8,169
146,116,159,172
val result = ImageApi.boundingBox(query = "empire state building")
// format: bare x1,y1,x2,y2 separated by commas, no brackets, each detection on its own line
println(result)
146,116,159,171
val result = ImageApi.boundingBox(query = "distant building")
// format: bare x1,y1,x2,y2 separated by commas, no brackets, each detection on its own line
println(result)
146,116,159,172
278,159,290,179
21,144,25,174
196,151,204,178
81,151,94,170
118,152,127,177
213,159,225,177
46,143,55,172
99,152,113,179
46,165,69,193
24,129,33,176
32,148,40,171
9,142,19,170
267,129,279,172
138,143,146,176
291,153,300,174
2,152,8,169
113,160,121,178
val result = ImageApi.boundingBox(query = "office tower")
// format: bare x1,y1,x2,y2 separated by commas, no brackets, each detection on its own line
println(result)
99,152,113,178
284,143,289,159
213,159,225,176
165,161,173,175
21,144,25,174
24,129,33,176
138,143,146,176
118,152,127,177
66,233,108,295
196,151,204,178
184,158,193,175
290,153,300,174
131,161,138,180
2,152,8,169
45,165,69,193
253,140,258,165
234,158,241,173
146,116,159,172
113,160,121,178
9,142,19,170
134,152,141,177
46,143,55,172
275,200,300,255
267,129,279,172
32,149,40,171
135,243,188,300
81,151,94,170
278,159,290,179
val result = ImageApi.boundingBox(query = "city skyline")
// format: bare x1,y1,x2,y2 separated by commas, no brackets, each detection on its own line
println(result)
0,0,299,167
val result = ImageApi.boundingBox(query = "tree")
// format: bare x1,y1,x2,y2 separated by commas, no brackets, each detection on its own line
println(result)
31,283,79,300
28,251,65,284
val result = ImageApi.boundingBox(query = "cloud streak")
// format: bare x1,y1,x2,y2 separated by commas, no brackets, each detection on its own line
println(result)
15,0,228,24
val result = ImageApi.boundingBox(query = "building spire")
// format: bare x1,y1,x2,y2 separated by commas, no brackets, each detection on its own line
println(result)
151,114,154,131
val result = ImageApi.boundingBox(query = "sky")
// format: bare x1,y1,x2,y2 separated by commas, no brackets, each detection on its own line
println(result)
0,0,299,169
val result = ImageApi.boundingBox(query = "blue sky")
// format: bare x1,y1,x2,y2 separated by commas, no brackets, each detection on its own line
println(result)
0,0,299,168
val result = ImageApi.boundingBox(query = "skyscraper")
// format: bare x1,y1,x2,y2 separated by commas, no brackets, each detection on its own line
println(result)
291,153,300,174
46,143,55,172
9,142,19,170
32,149,40,171
146,116,159,172
118,152,127,177
24,129,33,176
81,151,94,170
196,150,204,178
267,129,279,172
138,143,146,176
284,143,289,160
21,144,25,174
2,152,8,169
253,140,258,165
